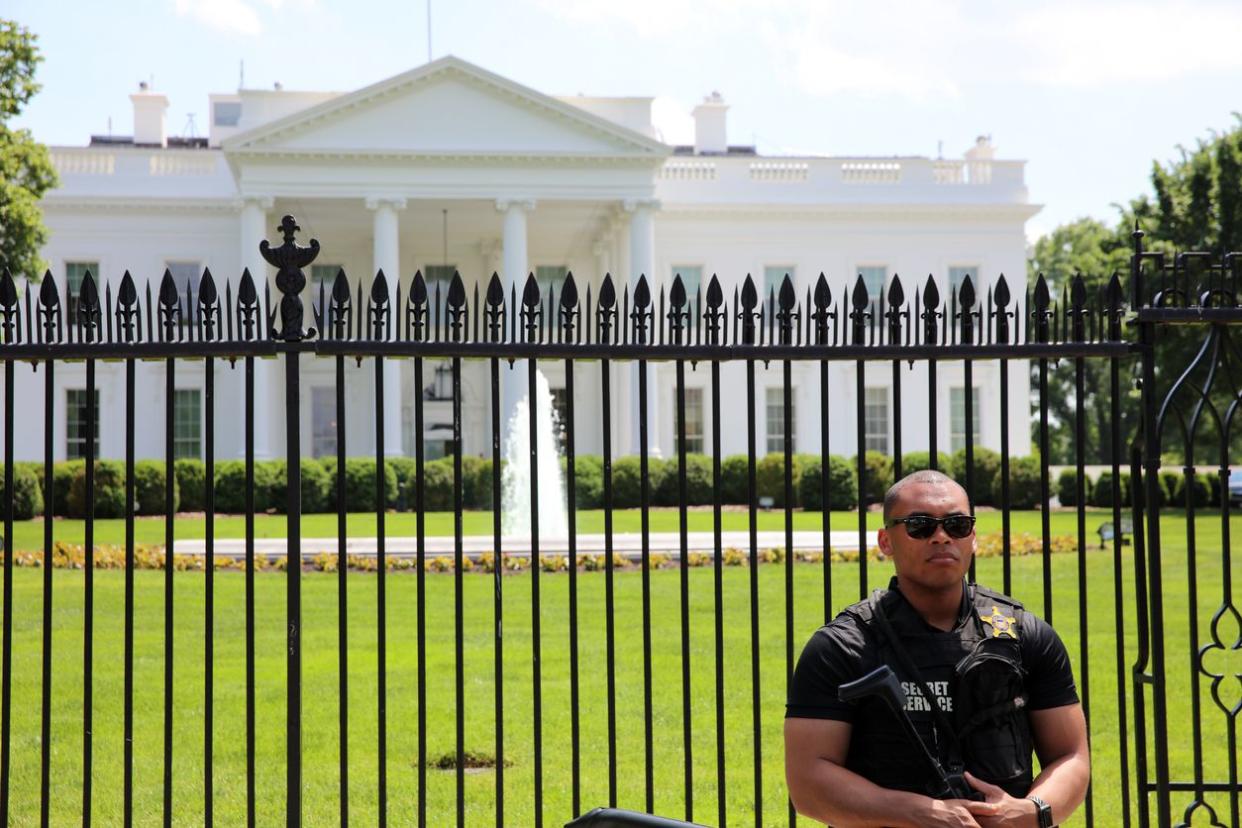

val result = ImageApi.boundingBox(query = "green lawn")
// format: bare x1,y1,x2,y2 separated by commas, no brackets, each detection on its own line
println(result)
1,513,1238,826
6,507,1139,552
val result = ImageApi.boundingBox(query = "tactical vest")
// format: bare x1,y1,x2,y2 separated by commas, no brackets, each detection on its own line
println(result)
841,582,1034,798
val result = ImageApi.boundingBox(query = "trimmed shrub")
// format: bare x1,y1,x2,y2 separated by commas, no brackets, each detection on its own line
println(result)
0,463,43,519
323,458,399,513
1174,473,1213,509
176,458,206,512
54,460,85,516
68,460,127,518
1091,471,1132,508
757,453,801,508
213,460,278,514
570,455,603,509
265,459,332,513
949,447,1002,506
645,458,675,507
861,451,895,505
134,459,179,516
1158,470,1182,508
720,455,750,506
653,453,713,506
460,455,492,510
610,456,644,508
1056,469,1080,508
386,457,418,510
1006,455,1044,509
899,451,952,478
422,458,455,511
798,455,858,511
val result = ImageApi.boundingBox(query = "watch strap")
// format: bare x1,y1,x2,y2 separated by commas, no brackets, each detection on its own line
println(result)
1027,794,1053,828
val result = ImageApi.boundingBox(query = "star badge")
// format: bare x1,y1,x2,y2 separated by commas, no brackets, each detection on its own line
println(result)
980,605,1018,639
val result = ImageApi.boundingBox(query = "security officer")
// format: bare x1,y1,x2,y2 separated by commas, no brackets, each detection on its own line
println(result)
785,471,1089,827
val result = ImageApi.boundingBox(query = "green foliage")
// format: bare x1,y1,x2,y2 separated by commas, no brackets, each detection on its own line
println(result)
1057,468,1080,507
609,456,644,508
0,462,42,519
175,459,206,512
213,460,278,514
719,455,750,505
756,453,801,507
0,21,56,278
948,447,1002,506
1158,471,1182,508
53,460,83,516
421,458,454,511
859,451,894,505
385,456,417,510
264,459,331,514
1006,455,1044,510
1090,470,1131,508
1173,473,1213,509
797,455,857,511
134,459,178,516
322,458,399,513
653,453,713,506
459,455,492,510
569,455,603,509
67,460,126,518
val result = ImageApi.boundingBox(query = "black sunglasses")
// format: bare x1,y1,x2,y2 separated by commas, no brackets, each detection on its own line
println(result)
888,514,976,539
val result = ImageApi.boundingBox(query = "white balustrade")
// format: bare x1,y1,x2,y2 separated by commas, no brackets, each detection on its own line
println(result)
749,161,809,182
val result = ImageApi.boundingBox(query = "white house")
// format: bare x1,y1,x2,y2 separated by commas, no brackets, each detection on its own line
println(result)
7,56,1036,466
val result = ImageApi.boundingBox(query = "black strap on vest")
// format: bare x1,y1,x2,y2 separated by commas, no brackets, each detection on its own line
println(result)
866,589,966,769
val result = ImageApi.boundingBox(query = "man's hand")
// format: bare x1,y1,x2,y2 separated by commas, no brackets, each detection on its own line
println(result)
913,797,986,827
962,772,1037,827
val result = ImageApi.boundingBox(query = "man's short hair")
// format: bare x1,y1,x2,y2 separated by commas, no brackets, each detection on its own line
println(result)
882,470,967,523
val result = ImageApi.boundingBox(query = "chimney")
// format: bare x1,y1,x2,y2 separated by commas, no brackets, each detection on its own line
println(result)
130,81,169,147
691,91,728,155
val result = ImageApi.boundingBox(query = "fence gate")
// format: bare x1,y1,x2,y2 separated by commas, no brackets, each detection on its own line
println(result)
1130,234,1242,828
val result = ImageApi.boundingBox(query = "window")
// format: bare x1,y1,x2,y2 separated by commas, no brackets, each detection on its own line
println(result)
65,261,98,318
310,264,343,291
422,264,456,301
213,101,241,127
764,265,795,305
671,265,703,303
165,261,201,296
674,387,704,454
948,266,977,301
765,386,796,454
173,389,201,459
950,386,982,452
864,387,889,453
535,265,569,300
312,387,337,458
66,389,100,460
857,266,887,303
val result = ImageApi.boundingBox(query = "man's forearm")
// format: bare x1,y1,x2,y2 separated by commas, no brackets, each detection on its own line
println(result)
788,757,935,828
1028,749,1091,825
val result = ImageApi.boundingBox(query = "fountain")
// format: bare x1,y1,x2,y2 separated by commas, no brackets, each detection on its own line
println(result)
501,367,569,547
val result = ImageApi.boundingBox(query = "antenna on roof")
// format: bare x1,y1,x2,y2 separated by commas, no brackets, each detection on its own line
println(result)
239,60,245,90
183,113,198,138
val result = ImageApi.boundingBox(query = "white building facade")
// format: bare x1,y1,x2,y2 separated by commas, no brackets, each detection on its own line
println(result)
8,57,1036,464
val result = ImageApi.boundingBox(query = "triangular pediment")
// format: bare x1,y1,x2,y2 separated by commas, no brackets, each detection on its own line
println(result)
224,56,669,159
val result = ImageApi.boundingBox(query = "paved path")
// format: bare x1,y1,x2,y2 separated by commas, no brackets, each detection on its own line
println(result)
175,529,879,558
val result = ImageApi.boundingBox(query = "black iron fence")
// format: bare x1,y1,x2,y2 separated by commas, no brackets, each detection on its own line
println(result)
0,217,1237,827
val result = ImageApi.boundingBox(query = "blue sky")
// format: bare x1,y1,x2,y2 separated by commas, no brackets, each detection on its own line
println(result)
9,0,1242,240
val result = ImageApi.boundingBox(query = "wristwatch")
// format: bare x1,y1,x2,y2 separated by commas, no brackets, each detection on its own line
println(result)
1027,794,1053,828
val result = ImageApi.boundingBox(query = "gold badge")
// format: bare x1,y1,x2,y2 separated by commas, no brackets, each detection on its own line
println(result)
980,605,1018,639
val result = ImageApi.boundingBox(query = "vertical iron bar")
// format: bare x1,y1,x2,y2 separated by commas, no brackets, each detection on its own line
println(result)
746,359,763,828
83,356,96,826
964,363,975,583
528,358,544,828
40,358,52,828
123,356,135,827
999,360,1012,594
675,360,692,822
489,357,504,828
602,359,617,806
638,358,654,814
1108,351,1130,828
414,357,427,828
927,358,938,468
1128,444,1151,828
0,359,11,824
820,360,831,622
565,357,581,818
1038,357,1053,621
711,360,726,828
245,355,256,828
286,348,304,828
204,355,215,827
1073,353,1093,824
891,360,903,481
163,357,174,827
855,361,867,598
374,355,388,828
783,359,795,828
336,354,349,827
453,355,465,828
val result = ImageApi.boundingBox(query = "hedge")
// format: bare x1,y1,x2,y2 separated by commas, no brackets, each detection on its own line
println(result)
0,464,43,519
67,460,127,518
861,451,895,505
569,455,603,509
1056,469,1080,507
653,453,713,506
134,459,179,515
949,447,1001,506
1173,473,1213,509
1091,471,1131,508
176,459,206,512
719,455,750,506
321,458,399,513
1006,455,1044,509
797,455,857,510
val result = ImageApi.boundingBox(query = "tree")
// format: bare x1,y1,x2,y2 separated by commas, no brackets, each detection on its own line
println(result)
0,19,56,278
1030,119,1242,464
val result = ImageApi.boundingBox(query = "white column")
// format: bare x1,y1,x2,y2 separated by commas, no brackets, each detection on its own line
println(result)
239,196,275,459
625,199,661,457
367,197,407,457
498,199,534,441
